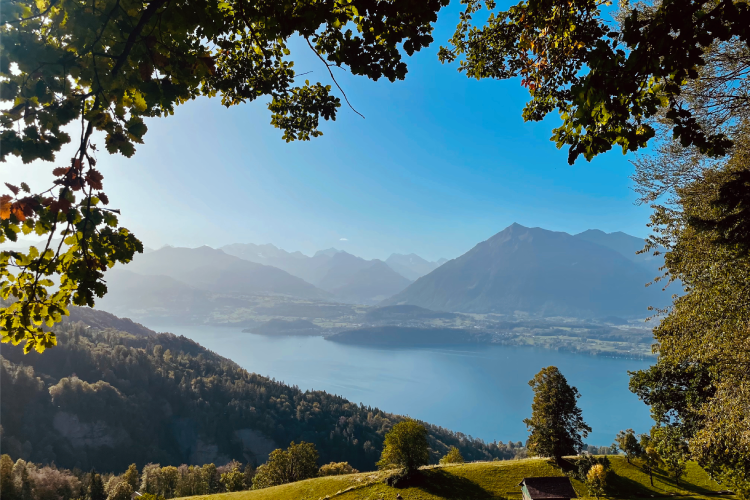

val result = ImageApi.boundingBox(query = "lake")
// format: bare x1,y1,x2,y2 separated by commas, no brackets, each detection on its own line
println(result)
152,324,654,447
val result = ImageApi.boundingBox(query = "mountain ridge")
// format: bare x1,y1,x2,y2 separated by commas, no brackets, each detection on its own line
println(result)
381,223,669,318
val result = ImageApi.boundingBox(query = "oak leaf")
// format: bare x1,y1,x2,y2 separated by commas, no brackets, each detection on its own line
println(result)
86,169,104,190
0,195,11,219
11,204,26,221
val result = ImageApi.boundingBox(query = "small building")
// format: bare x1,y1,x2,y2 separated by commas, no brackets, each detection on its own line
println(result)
518,477,578,500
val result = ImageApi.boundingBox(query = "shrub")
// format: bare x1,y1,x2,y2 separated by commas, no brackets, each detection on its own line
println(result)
586,464,607,499
318,462,359,477
137,494,165,500
439,447,464,465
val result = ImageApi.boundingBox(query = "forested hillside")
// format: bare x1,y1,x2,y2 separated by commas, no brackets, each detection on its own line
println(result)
0,311,520,473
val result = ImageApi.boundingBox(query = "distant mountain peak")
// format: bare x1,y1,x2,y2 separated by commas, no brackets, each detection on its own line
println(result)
382,224,668,318
314,248,342,258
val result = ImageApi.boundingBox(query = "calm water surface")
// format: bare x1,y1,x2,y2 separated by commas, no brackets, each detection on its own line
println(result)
152,324,653,446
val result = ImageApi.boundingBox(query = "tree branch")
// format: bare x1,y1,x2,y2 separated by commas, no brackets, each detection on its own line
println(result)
306,38,364,119
111,0,169,77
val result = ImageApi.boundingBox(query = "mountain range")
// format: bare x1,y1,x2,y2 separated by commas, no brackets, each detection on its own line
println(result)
220,244,428,304
382,224,669,318
6,224,668,320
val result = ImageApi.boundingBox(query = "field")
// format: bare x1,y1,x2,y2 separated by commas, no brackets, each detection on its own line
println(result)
182,457,733,500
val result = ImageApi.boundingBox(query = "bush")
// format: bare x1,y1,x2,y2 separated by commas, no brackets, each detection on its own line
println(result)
137,494,165,500
439,447,464,465
569,454,610,483
376,420,430,474
318,462,359,477
586,464,607,499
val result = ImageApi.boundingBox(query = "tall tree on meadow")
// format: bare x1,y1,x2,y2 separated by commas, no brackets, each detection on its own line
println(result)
639,434,663,487
615,429,642,464
377,419,430,474
523,366,591,462
0,0,448,352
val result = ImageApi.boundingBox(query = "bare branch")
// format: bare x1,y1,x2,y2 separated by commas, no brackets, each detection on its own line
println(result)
306,37,364,119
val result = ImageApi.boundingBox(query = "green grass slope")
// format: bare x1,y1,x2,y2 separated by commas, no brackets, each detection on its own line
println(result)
183,457,734,500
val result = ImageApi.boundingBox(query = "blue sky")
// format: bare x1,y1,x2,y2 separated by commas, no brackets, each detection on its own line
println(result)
1,3,651,262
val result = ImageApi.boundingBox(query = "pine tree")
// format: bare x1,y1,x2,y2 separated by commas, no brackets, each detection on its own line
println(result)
89,471,106,500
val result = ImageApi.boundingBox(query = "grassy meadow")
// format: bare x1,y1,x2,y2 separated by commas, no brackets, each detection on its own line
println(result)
182,456,733,500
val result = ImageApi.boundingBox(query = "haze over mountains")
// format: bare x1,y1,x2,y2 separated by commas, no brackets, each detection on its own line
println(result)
383,224,668,318
77,223,670,322
220,243,436,303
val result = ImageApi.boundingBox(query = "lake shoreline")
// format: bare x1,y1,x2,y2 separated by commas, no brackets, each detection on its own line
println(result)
147,323,655,446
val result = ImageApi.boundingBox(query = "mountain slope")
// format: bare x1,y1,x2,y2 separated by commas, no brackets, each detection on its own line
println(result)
0,309,515,472
98,269,217,320
325,260,412,304
574,229,664,276
382,224,669,318
220,243,319,282
123,246,329,299
222,244,412,304
386,253,446,280
312,253,411,304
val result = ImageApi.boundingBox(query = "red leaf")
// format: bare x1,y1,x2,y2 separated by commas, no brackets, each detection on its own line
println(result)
97,192,109,205
52,167,69,176
50,199,72,214
85,169,104,190
5,183,19,195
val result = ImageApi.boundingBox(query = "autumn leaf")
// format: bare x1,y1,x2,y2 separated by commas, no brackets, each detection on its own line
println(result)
5,183,20,195
52,167,69,176
98,192,110,205
11,204,26,221
86,169,104,190
0,195,11,219
50,199,72,214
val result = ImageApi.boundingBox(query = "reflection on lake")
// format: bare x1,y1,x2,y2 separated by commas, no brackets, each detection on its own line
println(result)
153,324,653,445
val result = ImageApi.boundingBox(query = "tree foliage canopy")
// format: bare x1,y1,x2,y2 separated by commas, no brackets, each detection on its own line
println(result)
438,0,749,490
376,419,430,473
439,0,750,164
251,441,319,489
0,0,448,352
614,429,642,464
523,366,591,461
